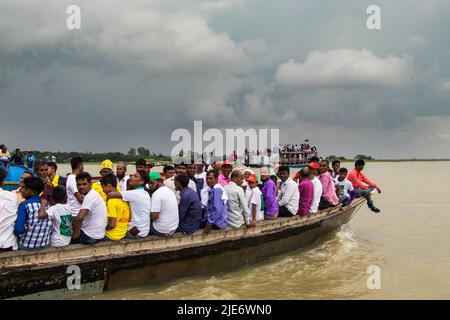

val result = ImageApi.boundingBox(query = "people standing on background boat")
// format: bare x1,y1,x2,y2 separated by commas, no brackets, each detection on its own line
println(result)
92,160,116,202
35,160,55,206
297,168,314,216
318,160,340,210
331,160,341,179
0,169,18,251
175,173,203,234
334,167,354,205
116,162,130,192
71,172,107,245
107,170,151,238
25,151,36,170
201,170,228,234
66,157,84,217
38,186,72,247
347,159,381,213
260,166,278,220
148,172,179,237
224,170,249,229
100,173,130,241
14,177,51,250
47,162,67,188
276,166,299,217
246,174,264,226
10,149,24,166
218,160,233,187
308,162,322,214
0,145,11,172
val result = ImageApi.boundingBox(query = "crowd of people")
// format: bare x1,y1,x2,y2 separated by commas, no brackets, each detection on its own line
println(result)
0,147,381,252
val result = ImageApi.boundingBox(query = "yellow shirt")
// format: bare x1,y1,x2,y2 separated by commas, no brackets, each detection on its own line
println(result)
105,199,131,241
51,174,60,187
92,182,121,202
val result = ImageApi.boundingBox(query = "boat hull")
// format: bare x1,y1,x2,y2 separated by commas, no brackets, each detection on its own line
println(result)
0,199,365,299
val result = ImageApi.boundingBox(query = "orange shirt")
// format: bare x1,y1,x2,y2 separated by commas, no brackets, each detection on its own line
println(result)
347,168,378,190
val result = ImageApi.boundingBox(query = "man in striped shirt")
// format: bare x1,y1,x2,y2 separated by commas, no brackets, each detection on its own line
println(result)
14,177,51,250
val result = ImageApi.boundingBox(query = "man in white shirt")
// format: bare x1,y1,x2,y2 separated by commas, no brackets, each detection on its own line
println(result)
66,157,84,217
308,162,323,213
71,172,107,245
0,169,18,251
116,162,130,192
148,172,179,236
276,166,299,217
224,170,249,228
246,174,264,225
106,170,151,238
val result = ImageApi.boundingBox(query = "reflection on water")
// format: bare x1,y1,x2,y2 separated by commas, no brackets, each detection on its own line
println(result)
69,162,450,299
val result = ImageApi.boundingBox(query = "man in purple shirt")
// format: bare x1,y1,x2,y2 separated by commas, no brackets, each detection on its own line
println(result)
297,168,314,216
318,160,339,209
201,170,228,234
260,166,278,219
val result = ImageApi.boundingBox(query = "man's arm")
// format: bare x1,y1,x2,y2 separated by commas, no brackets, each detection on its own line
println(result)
150,212,160,221
238,188,249,225
360,172,380,191
38,199,49,219
107,218,116,230
14,203,27,235
74,191,84,203
278,183,294,207
178,193,189,223
107,191,123,200
72,209,89,239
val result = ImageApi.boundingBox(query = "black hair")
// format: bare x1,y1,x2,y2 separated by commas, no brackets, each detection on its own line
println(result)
175,162,187,168
300,168,310,179
332,160,340,166
309,156,320,163
34,160,48,171
135,159,146,166
23,177,44,194
52,186,67,203
321,159,329,165
100,173,118,188
277,165,290,174
206,170,219,179
174,173,190,188
71,157,83,170
163,165,175,173
230,170,242,180
48,162,57,171
75,172,92,183
339,167,348,174
355,159,365,167
136,170,149,186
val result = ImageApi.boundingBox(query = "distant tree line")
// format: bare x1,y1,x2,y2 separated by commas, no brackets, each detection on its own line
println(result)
326,154,375,161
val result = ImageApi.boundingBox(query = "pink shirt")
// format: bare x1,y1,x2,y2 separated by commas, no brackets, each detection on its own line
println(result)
218,174,231,187
347,168,378,190
318,172,339,206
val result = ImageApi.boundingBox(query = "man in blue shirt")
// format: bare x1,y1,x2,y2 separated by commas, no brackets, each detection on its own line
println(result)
14,177,51,250
175,174,202,234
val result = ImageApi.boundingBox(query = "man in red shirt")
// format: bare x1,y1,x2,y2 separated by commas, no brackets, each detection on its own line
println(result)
347,159,381,213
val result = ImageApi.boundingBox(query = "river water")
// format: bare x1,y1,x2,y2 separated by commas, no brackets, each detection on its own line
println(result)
59,162,450,299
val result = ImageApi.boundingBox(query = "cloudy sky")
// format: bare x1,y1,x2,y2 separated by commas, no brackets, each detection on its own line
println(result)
1,0,450,159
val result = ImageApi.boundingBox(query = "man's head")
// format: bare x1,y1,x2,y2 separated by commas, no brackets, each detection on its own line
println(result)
332,160,341,173
206,170,219,187
230,170,244,186
309,156,320,164
22,177,44,199
71,157,84,172
145,162,153,175
52,186,67,204
99,159,114,177
175,163,187,175
34,161,49,181
47,162,58,178
277,166,290,182
260,166,270,181
246,174,258,189
129,170,149,189
174,173,190,191
135,159,146,172
163,165,175,179
148,172,163,192
15,148,21,154
355,159,365,172
339,167,348,180
75,172,92,195
195,160,204,173
244,169,254,180
319,160,329,174
221,160,233,178
307,162,319,177
116,162,127,179
187,164,197,177
299,168,310,181
100,173,118,195
19,171,33,188
0,144,7,153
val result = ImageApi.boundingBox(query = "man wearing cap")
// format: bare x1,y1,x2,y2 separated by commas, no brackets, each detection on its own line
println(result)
224,170,249,228
116,162,130,192
218,160,233,187
246,173,264,225
260,166,278,220
92,160,118,202
148,172,179,236
276,166,299,217
308,162,323,213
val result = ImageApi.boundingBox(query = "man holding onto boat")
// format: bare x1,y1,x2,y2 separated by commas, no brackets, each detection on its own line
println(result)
347,159,381,213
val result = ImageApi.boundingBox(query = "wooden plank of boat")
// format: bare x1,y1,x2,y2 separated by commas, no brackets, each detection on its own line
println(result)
0,198,366,299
